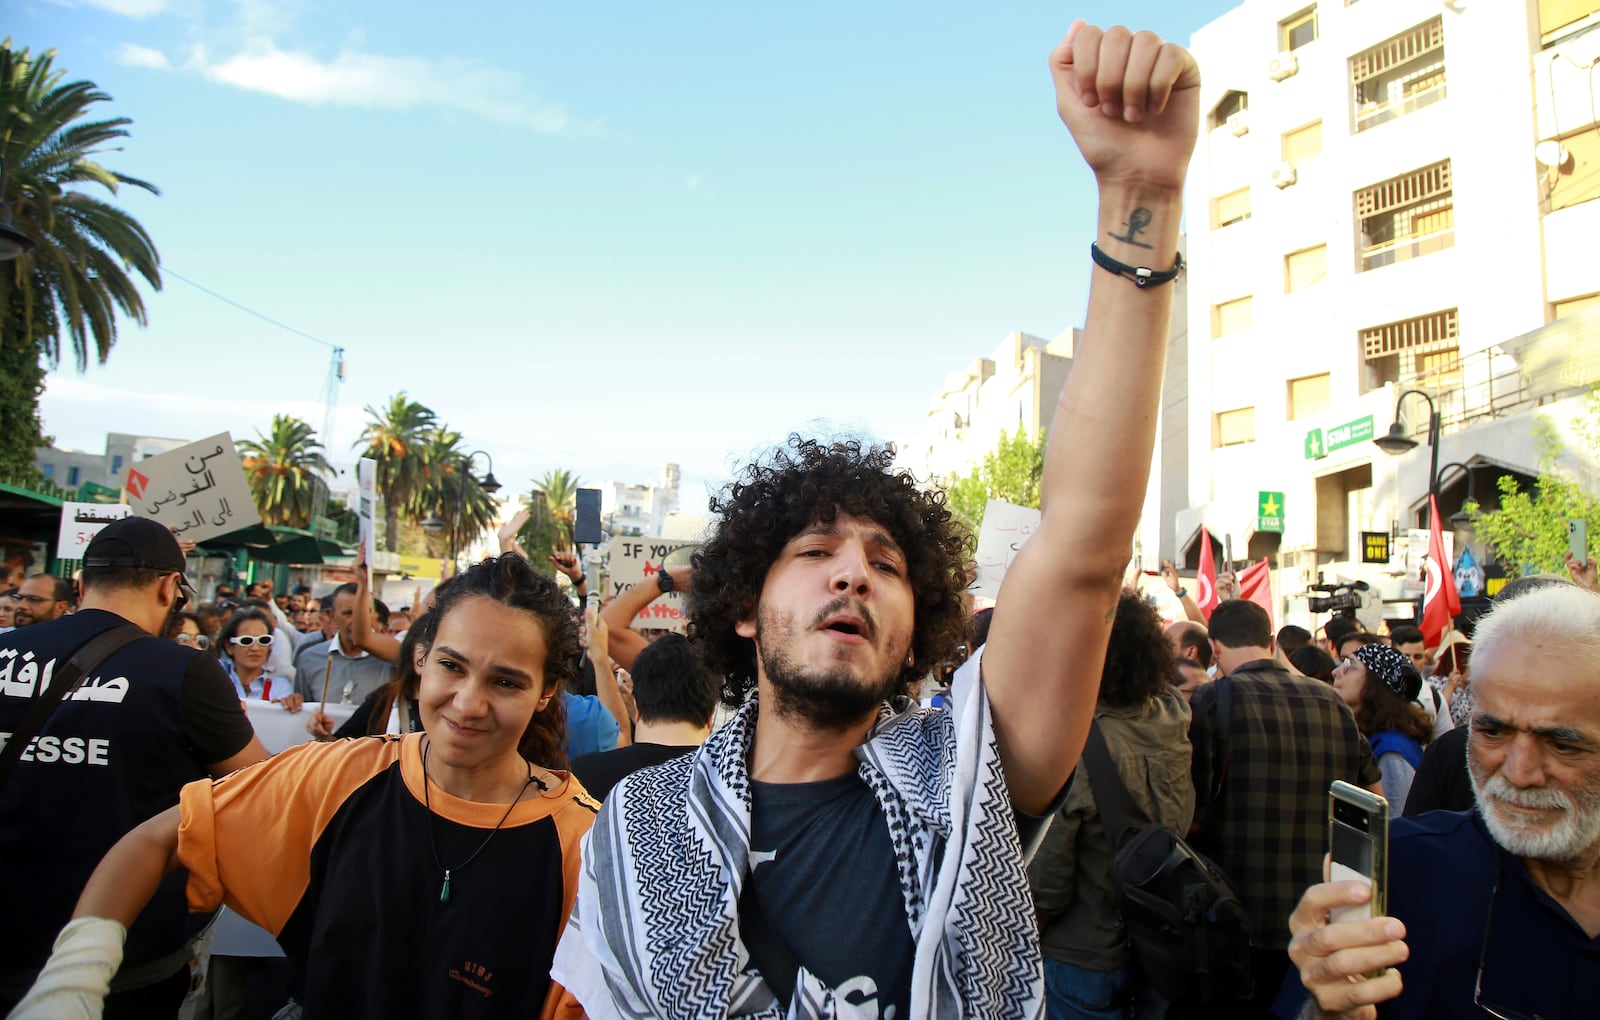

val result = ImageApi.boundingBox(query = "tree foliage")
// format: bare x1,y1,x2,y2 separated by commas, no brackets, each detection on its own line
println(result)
416,428,499,558
0,41,161,478
1468,392,1600,576
535,468,582,548
944,427,1047,535
238,415,334,528
355,393,438,551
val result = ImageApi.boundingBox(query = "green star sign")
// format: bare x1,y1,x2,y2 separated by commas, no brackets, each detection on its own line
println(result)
1258,491,1284,533
1304,429,1324,460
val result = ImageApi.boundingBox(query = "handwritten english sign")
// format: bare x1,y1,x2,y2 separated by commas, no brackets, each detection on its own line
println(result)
972,498,1041,601
608,537,699,630
56,502,133,559
124,433,260,544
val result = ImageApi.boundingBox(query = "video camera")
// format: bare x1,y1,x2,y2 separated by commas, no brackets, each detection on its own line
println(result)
1303,578,1370,618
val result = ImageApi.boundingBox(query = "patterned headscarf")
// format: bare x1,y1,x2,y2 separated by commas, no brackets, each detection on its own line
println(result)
1352,643,1422,702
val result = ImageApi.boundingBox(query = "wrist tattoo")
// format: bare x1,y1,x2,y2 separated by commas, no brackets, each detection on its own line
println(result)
1107,207,1154,249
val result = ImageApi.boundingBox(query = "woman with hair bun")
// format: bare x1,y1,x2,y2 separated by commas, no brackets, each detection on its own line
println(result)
10,554,599,1019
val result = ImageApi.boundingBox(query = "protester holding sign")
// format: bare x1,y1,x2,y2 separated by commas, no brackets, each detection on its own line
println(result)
9,554,598,1018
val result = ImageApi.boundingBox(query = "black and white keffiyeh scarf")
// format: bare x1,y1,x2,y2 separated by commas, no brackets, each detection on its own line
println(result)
551,650,1044,1019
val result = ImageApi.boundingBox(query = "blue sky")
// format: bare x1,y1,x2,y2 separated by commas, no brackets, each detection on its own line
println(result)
14,0,1236,509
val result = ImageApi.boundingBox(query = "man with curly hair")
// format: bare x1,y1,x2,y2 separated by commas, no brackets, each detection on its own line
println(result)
554,20,1200,1020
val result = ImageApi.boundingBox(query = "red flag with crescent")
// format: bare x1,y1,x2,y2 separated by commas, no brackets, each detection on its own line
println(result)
1196,530,1220,620
1239,557,1276,627
1421,493,1462,647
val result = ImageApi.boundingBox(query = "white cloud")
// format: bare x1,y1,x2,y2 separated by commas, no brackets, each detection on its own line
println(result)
72,0,169,17
198,41,572,133
686,175,704,191
116,43,172,71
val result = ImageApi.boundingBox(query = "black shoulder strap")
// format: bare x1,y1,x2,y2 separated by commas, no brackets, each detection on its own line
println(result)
739,877,800,1008
0,622,145,791
1212,675,1233,802
1082,719,1153,850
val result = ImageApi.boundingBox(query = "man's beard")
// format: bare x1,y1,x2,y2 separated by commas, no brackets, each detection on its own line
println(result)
757,599,906,732
1469,748,1600,861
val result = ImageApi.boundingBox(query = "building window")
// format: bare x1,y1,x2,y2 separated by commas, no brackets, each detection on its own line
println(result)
1281,7,1318,51
1554,292,1600,318
1351,17,1446,132
67,466,81,486
1285,244,1328,292
1540,0,1600,44
1360,308,1459,391
1356,159,1453,271
111,454,124,476
1544,129,1600,212
41,463,54,479
1288,373,1332,419
1282,121,1323,163
1216,407,1257,448
1212,296,1255,338
1210,90,1249,131
1212,187,1251,228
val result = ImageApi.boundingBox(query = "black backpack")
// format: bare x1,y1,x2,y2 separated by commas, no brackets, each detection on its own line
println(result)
1080,704,1252,1005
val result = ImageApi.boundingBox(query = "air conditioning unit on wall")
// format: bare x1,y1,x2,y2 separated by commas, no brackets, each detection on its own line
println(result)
1268,52,1300,81
1227,110,1249,137
1271,161,1298,188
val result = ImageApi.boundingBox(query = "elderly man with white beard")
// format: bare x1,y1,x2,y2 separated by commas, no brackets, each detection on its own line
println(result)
1286,583,1600,1019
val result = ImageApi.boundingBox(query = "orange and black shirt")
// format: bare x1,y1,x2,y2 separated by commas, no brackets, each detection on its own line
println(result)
178,733,597,1018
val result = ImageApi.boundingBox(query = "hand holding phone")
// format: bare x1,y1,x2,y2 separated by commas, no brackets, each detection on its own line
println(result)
1328,781,1388,926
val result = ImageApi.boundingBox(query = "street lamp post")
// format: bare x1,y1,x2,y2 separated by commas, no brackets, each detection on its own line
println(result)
1433,461,1480,527
450,450,501,564
1373,389,1441,526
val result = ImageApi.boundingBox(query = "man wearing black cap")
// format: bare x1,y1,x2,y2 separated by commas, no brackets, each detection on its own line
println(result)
0,517,267,1015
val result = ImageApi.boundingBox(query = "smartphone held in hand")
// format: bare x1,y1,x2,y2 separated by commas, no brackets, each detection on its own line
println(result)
1328,780,1388,926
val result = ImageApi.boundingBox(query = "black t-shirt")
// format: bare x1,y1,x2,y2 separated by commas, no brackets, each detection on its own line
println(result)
742,772,913,1015
0,609,255,989
1403,725,1474,816
570,742,696,800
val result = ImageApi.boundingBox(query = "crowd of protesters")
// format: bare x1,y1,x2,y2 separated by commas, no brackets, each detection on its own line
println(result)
3,20,1599,1020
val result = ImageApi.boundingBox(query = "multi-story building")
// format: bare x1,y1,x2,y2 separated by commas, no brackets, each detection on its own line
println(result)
897,330,1078,483
600,463,681,537
1182,0,1600,625
34,432,190,491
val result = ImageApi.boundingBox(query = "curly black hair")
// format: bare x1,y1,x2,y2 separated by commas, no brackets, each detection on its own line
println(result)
689,435,971,708
411,554,581,769
1099,591,1178,708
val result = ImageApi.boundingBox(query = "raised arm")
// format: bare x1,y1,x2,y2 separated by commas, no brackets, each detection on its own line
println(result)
351,545,403,665
586,614,632,749
9,808,184,1018
982,21,1199,814
1162,559,1208,624
598,565,691,670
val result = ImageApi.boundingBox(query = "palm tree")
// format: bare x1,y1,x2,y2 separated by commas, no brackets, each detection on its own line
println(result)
537,468,582,548
417,428,499,558
238,415,335,528
0,41,161,479
355,393,437,551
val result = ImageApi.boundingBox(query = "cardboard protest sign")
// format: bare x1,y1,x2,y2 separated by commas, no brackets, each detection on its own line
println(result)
123,433,260,544
56,503,133,559
1401,528,1453,598
608,537,700,630
972,498,1041,601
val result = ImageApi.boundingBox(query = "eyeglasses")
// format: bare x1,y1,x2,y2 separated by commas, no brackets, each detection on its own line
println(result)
1473,875,1547,1020
228,634,274,647
176,634,211,649
15,594,59,606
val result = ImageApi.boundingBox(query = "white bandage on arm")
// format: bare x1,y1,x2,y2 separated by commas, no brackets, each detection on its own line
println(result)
6,917,127,1020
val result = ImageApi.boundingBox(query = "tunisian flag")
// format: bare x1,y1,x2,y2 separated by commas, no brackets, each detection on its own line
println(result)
1195,530,1220,620
1421,493,1462,647
1238,557,1275,627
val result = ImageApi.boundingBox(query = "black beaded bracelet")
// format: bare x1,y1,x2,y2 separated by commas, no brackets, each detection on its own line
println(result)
1090,242,1183,289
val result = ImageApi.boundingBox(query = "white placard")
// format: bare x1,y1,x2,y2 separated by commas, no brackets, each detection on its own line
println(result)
972,498,1041,601
357,458,377,585
1401,528,1454,598
607,537,699,630
55,503,132,559
123,433,260,543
